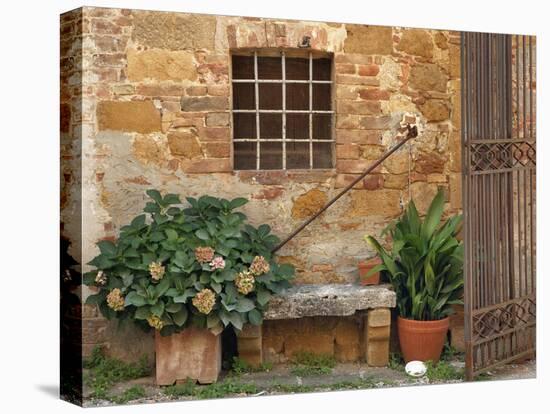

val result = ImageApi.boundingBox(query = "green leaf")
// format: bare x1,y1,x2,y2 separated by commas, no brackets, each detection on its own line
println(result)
172,308,188,327
150,301,165,317
235,297,255,313
85,293,105,305
229,197,248,210
163,193,181,205
146,189,163,205
227,311,244,330
97,240,117,257
121,273,134,287
195,229,210,241
134,306,150,320
165,229,178,242
256,289,272,307
165,302,182,313
125,291,147,307
248,309,263,326
174,289,195,304
421,189,445,240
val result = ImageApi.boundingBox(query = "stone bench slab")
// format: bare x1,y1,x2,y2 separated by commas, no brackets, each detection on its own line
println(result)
264,283,396,320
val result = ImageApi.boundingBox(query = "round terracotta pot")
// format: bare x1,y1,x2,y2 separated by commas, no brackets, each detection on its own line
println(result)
358,258,382,285
397,316,450,363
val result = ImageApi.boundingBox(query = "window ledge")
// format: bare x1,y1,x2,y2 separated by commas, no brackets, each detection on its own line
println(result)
234,169,336,185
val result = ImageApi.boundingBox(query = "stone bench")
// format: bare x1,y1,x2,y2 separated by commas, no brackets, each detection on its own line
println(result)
237,284,396,367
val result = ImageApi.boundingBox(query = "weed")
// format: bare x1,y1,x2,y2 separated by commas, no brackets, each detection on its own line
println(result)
84,346,151,399
440,343,464,362
112,386,146,404
230,357,273,375
425,360,464,381
388,353,405,371
289,352,336,376
164,378,259,400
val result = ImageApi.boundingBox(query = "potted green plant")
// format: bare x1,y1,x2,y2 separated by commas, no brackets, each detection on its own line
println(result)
83,190,294,385
364,190,463,363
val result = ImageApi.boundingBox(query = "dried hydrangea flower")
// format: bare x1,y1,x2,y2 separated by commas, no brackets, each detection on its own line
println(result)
149,261,165,281
106,288,125,312
195,246,215,263
235,270,255,295
95,270,107,286
147,315,164,330
250,255,270,276
192,288,216,315
210,256,226,270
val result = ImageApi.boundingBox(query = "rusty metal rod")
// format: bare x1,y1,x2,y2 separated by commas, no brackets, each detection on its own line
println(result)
272,124,418,253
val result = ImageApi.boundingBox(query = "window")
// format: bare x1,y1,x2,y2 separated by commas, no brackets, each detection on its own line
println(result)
231,51,334,170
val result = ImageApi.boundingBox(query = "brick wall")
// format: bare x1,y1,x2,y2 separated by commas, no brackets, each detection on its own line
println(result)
60,7,462,361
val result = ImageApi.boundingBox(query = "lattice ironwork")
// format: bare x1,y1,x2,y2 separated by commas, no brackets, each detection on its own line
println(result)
470,141,536,171
472,296,536,341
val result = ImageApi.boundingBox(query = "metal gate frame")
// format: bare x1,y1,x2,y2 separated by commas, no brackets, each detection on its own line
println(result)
461,32,536,380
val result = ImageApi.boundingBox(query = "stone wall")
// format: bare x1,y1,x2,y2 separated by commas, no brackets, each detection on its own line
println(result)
60,7,462,361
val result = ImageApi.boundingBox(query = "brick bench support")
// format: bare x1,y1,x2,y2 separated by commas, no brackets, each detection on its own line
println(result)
236,284,396,367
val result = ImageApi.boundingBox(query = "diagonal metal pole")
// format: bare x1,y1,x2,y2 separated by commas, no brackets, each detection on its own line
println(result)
272,124,418,253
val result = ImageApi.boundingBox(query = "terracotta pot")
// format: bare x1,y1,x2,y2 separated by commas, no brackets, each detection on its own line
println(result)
358,258,382,285
397,316,450,362
155,327,221,385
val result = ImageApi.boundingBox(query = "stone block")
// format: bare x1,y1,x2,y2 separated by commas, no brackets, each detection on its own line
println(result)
237,325,263,367
345,25,393,55
396,29,434,58
167,131,202,158
449,173,462,210
127,49,197,82
181,96,229,111
155,327,221,385
97,101,161,133
291,188,327,219
347,189,401,217
284,333,334,358
364,309,391,366
206,112,230,127
132,11,216,50
334,319,361,362
409,63,449,93
419,99,451,122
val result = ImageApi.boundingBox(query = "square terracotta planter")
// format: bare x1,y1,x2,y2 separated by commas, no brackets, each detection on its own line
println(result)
155,327,221,385
358,257,382,285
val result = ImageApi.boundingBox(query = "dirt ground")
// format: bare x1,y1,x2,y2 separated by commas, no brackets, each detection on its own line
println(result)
83,358,536,407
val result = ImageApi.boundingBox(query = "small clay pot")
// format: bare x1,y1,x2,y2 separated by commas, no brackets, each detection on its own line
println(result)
397,316,450,363
358,257,382,285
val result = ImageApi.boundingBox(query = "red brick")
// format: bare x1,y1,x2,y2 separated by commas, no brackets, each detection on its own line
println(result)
186,86,208,96
202,142,231,158
363,174,384,190
336,129,381,145
336,74,380,86
337,159,382,174
357,64,380,76
137,84,186,96
208,85,230,96
91,19,122,35
335,63,356,74
197,127,230,141
337,100,381,115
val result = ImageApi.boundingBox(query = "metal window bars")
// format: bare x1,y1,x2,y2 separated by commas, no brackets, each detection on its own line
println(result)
232,51,334,170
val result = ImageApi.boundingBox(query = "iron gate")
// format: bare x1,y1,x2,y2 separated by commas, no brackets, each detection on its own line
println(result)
461,32,536,379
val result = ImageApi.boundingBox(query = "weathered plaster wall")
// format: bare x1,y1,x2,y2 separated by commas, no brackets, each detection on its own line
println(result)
60,7,462,361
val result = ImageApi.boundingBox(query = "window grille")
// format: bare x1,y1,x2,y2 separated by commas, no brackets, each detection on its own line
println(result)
231,51,334,170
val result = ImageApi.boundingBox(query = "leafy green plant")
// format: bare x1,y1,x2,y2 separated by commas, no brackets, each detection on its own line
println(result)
425,360,464,381
83,190,295,336
112,386,146,404
290,352,336,376
231,357,273,375
83,346,151,400
365,190,464,321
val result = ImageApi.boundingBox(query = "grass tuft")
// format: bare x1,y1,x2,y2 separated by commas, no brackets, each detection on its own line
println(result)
230,357,273,375
83,346,151,400
289,352,336,376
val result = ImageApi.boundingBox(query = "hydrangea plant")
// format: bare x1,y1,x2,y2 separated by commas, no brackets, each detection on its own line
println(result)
83,190,295,336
